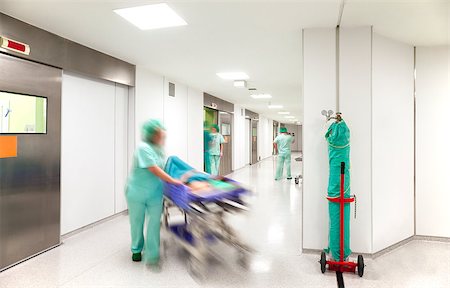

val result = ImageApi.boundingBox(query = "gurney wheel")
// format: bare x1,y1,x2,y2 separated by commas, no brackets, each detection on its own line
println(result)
357,255,364,277
320,252,327,273
188,257,205,282
237,252,250,270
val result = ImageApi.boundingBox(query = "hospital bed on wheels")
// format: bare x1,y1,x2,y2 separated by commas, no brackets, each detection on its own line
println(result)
319,162,364,277
161,158,253,279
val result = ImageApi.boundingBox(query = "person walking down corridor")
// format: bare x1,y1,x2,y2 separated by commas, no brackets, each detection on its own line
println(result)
125,119,182,266
273,127,294,180
209,124,225,175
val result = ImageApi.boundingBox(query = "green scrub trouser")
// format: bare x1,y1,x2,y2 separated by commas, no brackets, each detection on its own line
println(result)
204,152,211,174
275,153,291,180
210,155,221,175
127,197,163,264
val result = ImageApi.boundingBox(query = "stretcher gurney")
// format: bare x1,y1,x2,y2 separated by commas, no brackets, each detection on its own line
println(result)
162,157,253,279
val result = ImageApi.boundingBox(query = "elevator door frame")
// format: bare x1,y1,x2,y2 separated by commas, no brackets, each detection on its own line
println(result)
218,111,233,175
251,119,258,165
0,54,62,271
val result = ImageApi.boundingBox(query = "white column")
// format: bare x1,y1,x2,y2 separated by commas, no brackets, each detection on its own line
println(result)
415,46,450,238
302,28,337,251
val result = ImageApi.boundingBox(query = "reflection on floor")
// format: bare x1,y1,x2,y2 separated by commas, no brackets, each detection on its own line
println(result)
0,155,449,288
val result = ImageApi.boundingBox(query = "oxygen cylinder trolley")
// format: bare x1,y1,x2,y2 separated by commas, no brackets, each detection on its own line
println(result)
319,162,364,277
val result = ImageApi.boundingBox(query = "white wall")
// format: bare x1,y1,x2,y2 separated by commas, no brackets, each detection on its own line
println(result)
163,78,188,161
416,46,450,238
114,84,129,212
187,87,204,170
302,28,337,251
257,115,274,160
339,27,373,253
61,73,128,234
134,66,164,146
372,34,415,252
134,67,203,169
233,105,247,170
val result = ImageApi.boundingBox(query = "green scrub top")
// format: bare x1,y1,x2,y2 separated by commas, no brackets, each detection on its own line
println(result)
209,133,225,156
274,134,294,155
126,142,165,203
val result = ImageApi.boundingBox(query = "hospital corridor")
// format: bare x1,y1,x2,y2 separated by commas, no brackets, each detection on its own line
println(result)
0,1,449,288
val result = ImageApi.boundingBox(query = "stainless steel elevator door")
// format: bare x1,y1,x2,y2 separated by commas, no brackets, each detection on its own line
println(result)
251,120,258,164
218,112,233,175
0,54,62,270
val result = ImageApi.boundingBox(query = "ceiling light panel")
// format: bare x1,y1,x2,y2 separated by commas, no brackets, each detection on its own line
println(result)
278,111,290,115
216,72,249,80
268,104,283,109
234,80,247,88
251,94,272,99
284,116,295,119
114,4,187,30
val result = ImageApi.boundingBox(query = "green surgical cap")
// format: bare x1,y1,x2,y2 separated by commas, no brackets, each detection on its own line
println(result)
142,119,165,143
280,127,288,133
211,124,220,133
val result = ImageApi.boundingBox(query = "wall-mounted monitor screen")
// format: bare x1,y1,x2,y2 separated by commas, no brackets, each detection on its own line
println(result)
0,91,47,134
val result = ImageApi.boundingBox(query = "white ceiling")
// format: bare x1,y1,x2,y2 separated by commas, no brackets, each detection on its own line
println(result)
0,0,448,123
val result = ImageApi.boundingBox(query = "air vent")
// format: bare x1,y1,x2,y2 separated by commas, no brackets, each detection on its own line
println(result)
248,87,257,91
169,82,175,97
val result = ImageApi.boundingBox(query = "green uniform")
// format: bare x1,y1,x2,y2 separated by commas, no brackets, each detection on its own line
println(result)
204,130,212,174
274,133,294,180
126,141,165,264
209,133,225,175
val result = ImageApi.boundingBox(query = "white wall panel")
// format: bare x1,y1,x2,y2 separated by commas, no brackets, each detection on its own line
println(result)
187,87,204,170
372,34,414,252
257,115,274,160
114,84,129,213
233,105,247,170
163,78,188,161
416,46,450,237
339,27,373,253
134,67,164,146
302,28,337,251
61,73,116,234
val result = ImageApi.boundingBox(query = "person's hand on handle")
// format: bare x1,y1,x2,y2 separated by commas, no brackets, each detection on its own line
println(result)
171,179,184,186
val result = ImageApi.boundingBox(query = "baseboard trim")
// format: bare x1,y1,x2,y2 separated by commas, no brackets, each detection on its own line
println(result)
302,235,450,259
61,210,128,240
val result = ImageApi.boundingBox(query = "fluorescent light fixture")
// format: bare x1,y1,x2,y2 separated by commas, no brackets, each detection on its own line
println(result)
251,94,272,99
114,4,187,30
285,116,295,119
268,104,283,109
216,72,249,80
234,80,247,88
278,111,290,115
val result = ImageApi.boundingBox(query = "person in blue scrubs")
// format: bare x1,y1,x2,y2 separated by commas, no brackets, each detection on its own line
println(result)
126,119,182,265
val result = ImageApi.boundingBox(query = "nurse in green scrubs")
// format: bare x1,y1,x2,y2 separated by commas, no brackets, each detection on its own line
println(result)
126,119,182,265
209,124,225,175
273,127,294,180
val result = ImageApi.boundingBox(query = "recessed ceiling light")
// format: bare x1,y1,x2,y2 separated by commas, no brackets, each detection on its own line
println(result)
114,4,187,30
278,111,290,115
251,94,272,99
234,80,247,88
217,72,249,80
285,116,295,119
268,104,283,109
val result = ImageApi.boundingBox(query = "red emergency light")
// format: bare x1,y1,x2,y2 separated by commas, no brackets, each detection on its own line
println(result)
0,36,30,55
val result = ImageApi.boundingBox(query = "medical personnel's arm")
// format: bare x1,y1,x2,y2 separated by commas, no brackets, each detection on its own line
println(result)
148,166,183,185
220,144,223,157
273,143,278,155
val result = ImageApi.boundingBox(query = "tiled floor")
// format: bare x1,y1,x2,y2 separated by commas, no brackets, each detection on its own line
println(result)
0,155,449,288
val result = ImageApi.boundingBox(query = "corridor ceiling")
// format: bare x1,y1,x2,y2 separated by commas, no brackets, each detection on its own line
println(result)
0,0,448,123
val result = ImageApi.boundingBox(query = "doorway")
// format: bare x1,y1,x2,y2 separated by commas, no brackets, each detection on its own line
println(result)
251,119,258,164
0,54,62,270
204,107,233,175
